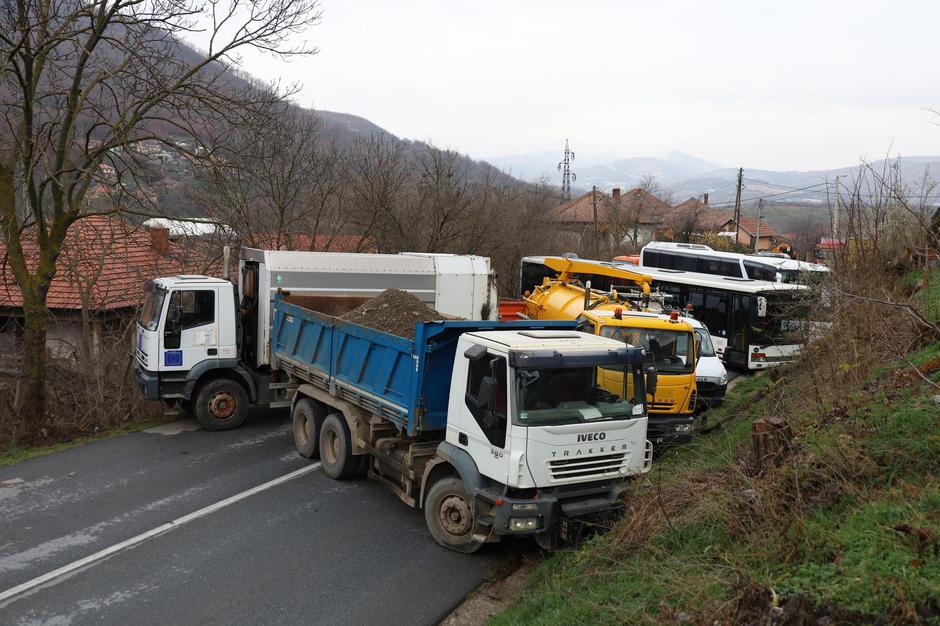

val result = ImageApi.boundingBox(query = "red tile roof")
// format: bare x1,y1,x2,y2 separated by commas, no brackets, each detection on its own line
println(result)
720,216,779,238
544,188,670,225
0,216,197,312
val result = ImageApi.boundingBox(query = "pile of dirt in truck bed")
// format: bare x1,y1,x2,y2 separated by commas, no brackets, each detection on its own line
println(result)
339,289,445,340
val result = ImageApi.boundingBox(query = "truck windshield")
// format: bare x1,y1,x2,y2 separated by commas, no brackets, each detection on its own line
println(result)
516,366,642,426
139,282,167,331
695,328,716,357
598,326,695,374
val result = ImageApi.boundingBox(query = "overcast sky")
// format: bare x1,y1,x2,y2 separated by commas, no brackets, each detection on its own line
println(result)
219,0,940,171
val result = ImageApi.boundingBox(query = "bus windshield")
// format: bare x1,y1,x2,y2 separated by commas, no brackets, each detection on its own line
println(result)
139,282,168,331
516,366,643,426
599,326,695,374
753,295,810,344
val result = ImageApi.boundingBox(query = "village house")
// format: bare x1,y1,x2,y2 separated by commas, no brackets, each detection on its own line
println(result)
0,216,199,367
661,195,734,241
544,187,670,251
718,216,779,251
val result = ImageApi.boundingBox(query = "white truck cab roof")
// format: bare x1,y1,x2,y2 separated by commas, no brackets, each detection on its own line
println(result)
154,275,231,288
468,329,635,353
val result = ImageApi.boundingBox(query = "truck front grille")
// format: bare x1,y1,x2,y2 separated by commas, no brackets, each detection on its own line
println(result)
136,348,148,366
548,453,626,481
648,400,676,411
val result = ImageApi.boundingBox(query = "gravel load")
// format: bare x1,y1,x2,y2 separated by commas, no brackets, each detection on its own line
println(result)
339,289,445,339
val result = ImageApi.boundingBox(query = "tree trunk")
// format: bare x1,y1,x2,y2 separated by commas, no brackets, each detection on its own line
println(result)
20,287,48,422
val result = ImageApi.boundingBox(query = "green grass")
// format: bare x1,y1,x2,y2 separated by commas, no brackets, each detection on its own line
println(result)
0,414,173,467
492,345,940,625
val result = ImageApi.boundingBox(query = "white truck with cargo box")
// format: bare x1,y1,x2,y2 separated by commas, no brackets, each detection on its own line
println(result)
133,248,497,430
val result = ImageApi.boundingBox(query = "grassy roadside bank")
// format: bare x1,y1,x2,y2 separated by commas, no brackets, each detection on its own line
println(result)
0,413,172,467
492,342,940,625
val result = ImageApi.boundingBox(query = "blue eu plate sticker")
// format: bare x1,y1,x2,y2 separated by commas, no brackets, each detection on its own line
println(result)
164,350,183,366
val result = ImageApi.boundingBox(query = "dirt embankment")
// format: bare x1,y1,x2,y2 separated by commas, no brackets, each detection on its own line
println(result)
339,289,444,339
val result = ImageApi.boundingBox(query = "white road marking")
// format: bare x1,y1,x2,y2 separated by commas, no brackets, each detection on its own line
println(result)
0,462,322,605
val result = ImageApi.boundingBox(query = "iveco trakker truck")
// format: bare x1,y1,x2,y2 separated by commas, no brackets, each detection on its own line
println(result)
273,294,653,552
134,249,497,430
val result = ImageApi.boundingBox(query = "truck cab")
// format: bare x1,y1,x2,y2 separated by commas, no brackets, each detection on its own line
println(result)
574,310,698,445
135,276,256,429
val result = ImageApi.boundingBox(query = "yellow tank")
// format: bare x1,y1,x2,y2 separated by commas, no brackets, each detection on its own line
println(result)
523,262,698,446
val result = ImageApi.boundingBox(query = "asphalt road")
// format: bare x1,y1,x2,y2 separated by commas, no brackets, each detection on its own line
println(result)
0,412,505,625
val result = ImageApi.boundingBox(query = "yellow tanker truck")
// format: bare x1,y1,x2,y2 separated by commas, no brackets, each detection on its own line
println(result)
523,257,698,445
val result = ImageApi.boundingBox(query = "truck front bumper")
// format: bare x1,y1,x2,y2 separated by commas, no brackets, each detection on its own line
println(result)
482,481,628,539
133,363,161,401
647,414,694,446
695,382,727,408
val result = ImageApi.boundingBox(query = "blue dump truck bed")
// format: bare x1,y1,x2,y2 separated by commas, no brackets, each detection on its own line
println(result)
271,295,578,436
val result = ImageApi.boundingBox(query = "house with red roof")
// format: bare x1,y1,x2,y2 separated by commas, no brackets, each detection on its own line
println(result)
718,216,779,251
544,187,670,248
0,216,207,363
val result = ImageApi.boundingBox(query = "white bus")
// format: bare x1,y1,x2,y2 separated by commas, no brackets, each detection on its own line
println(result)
639,242,829,285
518,256,813,370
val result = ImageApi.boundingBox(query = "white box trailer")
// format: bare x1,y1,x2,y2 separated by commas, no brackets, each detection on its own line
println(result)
134,248,497,430
238,249,497,368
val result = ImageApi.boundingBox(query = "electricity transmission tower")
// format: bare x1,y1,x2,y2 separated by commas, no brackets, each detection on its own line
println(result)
558,139,576,200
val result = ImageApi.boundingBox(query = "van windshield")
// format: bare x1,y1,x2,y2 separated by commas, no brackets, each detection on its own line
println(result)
695,328,716,357
139,282,167,331
516,366,643,426
599,326,695,374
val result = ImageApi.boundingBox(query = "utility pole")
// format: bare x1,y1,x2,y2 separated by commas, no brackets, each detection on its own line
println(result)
733,167,743,246
833,174,841,240
557,139,576,200
592,185,600,259
754,199,763,253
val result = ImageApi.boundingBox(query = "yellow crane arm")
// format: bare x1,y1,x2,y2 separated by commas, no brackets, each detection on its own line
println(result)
542,256,652,297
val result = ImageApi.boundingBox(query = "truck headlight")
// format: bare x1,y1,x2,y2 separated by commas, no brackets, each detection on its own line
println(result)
719,371,728,386
675,423,693,433
509,517,540,531
511,502,538,511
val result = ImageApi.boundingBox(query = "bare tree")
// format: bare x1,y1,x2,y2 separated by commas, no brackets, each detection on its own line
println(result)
0,0,322,420
203,106,349,250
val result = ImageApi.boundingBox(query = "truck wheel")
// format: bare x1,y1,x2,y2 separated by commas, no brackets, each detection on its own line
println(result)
292,399,324,459
319,413,358,479
424,477,483,554
194,379,249,431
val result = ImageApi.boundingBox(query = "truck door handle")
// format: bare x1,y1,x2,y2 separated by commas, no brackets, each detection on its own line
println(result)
458,433,468,446
207,348,217,356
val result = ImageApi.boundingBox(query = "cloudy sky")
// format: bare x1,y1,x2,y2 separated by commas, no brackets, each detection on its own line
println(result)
220,0,940,171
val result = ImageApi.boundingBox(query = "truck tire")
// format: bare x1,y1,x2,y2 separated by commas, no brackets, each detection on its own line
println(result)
424,477,483,554
194,379,249,431
292,399,324,459
319,413,358,479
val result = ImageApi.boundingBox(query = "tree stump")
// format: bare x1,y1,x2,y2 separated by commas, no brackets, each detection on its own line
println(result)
751,417,793,473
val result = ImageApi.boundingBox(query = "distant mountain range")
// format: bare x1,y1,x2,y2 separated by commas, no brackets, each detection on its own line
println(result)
488,151,940,206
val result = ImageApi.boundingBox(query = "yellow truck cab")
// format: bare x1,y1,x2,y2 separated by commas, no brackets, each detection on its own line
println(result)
577,310,697,445
522,256,698,446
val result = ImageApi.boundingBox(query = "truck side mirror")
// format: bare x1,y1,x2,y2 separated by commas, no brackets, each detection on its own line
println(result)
464,344,488,362
756,296,768,318
477,376,497,410
646,367,658,397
